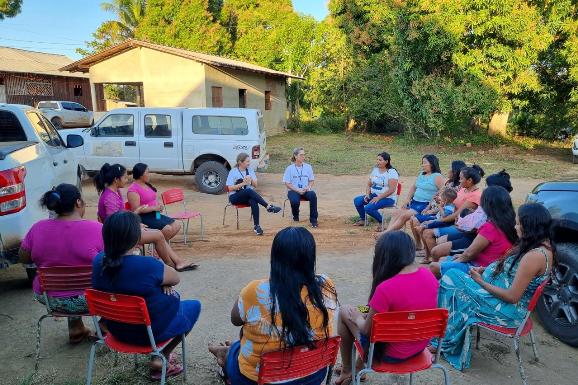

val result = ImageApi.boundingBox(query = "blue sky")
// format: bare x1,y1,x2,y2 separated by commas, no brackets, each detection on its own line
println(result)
0,0,329,60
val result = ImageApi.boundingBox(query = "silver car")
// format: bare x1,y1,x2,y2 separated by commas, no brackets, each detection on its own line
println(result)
37,100,94,129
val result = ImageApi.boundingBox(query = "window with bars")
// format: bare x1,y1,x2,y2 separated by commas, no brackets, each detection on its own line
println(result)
73,85,83,97
265,90,272,110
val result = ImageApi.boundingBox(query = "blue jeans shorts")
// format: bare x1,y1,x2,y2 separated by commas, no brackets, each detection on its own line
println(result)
439,255,477,276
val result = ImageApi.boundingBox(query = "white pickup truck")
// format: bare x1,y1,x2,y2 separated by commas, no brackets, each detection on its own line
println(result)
37,100,94,129
0,104,83,270
63,107,268,194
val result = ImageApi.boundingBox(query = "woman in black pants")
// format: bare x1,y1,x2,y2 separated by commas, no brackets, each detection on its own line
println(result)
226,153,281,235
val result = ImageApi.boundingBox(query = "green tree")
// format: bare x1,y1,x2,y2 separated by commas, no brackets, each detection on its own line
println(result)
135,0,231,55
78,0,146,56
0,0,22,20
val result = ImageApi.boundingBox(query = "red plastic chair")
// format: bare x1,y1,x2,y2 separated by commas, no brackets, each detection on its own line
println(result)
161,188,204,243
84,289,187,385
258,336,341,385
35,265,93,370
472,279,549,385
222,185,253,230
352,309,450,385
281,195,309,218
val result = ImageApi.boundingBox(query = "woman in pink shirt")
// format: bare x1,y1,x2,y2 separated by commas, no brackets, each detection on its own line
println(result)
19,184,103,343
94,163,198,271
334,231,439,385
429,186,518,278
127,163,181,241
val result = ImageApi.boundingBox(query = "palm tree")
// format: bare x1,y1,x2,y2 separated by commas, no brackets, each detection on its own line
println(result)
100,0,146,39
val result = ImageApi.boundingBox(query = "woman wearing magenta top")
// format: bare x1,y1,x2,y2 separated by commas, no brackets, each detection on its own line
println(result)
429,186,518,278
94,163,198,271
334,231,439,385
382,155,444,233
127,163,180,241
19,183,103,343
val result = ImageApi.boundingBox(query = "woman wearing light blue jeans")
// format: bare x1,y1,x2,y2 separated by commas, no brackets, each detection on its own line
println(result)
353,152,399,229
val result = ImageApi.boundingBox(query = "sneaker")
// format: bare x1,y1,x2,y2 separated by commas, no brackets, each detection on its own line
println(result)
293,216,299,222
311,222,319,228
267,205,281,213
254,225,264,235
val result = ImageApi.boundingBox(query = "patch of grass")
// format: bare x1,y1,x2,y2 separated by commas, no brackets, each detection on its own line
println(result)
266,132,575,179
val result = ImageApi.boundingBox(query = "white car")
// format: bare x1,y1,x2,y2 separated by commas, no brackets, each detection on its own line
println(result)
37,100,94,129
62,107,268,194
0,104,83,271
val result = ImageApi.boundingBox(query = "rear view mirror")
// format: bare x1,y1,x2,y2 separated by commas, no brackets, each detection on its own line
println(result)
67,134,84,148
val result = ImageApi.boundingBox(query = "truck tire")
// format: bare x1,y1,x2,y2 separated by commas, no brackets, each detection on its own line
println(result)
195,161,228,194
51,117,63,129
537,242,578,346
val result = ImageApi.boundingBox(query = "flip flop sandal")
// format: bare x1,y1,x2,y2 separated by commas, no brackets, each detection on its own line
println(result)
150,362,184,380
333,366,368,383
176,262,200,272
69,328,92,344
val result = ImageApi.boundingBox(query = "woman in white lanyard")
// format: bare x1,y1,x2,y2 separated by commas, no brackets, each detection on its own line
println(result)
282,147,318,227
353,152,399,230
226,153,281,235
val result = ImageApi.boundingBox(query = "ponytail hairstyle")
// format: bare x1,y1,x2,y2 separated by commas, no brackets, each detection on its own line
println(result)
493,203,555,277
94,163,126,195
378,152,396,172
132,163,156,192
236,152,250,167
291,147,304,162
40,183,82,215
101,211,142,281
449,160,467,187
269,227,333,348
486,169,513,193
460,164,485,185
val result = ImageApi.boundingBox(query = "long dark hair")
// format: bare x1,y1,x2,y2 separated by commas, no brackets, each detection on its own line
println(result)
101,211,141,280
422,154,441,175
461,164,485,185
486,169,513,192
481,186,518,244
40,183,81,215
269,227,332,347
94,163,126,195
449,160,467,187
378,152,396,172
132,163,157,192
369,231,416,301
493,203,555,277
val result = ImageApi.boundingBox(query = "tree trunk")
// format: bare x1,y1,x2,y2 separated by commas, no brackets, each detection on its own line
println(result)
488,112,510,136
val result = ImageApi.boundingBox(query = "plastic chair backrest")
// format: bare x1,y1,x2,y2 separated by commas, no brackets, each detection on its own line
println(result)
258,336,341,385
124,201,131,211
396,182,402,197
528,279,549,312
37,265,93,293
85,289,151,326
161,188,185,205
370,309,448,343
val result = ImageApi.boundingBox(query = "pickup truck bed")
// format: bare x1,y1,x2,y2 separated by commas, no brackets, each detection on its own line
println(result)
0,141,38,160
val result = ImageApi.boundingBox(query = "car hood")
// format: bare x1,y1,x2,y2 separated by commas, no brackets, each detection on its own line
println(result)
531,181,578,193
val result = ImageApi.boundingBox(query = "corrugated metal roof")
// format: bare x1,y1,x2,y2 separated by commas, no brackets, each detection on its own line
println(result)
60,39,304,80
0,46,88,78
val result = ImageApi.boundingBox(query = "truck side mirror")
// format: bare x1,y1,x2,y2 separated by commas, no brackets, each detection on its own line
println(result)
90,127,99,137
66,134,84,148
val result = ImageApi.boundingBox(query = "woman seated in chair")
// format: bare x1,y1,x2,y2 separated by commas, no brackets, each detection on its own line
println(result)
226,153,281,236
353,152,399,229
283,147,319,227
94,163,197,271
428,186,518,278
208,227,337,385
19,183,103,344
334,231,439,385
127,163,181,241
92,211,202,380
435,203,554,370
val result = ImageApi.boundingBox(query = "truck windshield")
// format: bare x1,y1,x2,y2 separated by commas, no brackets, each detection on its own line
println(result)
37,102,58,109
0,110,27,142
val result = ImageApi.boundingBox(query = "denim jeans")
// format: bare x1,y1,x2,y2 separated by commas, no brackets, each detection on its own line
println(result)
353,193,395,223
288,190,318,223
229,189,268,226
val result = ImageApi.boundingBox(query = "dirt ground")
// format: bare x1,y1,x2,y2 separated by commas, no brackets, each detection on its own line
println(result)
1,173,577,385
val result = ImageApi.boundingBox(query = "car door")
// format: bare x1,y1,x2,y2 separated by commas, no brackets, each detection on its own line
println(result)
72,102,90,126
138,110,181,171
26,111,76,186
60,102,78,126
84,112,140,171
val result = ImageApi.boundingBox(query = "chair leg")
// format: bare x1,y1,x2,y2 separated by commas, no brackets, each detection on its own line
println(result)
432,363,451,385
409,372,414,385
351,343,357,385
475,326,481,350
183,219,190,244
134,354,138,369
199,215,204,240
159,353,168,385
182,333,187,383
282,199,287,217
514,337,528,385
222,205,229,226
85,341,100,385
236,207,240,230
325,365,334,385
529,330,539,361
35,314,51,371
